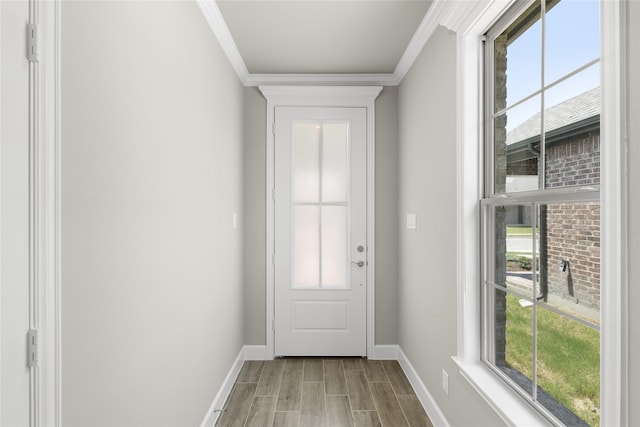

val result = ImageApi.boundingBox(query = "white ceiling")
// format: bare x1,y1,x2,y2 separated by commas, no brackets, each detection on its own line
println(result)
216,0,433,75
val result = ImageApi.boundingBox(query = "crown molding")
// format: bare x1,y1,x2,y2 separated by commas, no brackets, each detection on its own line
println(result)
393,0,447,82
197,0,249,82
246,73,399,87
438,0,495,35
199,0,493,87
394,0,494,83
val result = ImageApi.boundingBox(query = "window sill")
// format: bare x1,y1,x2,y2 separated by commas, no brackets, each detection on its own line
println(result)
452,357,554,427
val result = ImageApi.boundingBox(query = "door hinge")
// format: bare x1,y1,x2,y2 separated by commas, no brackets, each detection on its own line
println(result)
27,24,40,62
272,189,276,201
27,329,39,368
272,122,276,136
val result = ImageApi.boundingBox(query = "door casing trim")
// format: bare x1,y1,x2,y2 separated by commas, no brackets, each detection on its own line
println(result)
259,86,382,359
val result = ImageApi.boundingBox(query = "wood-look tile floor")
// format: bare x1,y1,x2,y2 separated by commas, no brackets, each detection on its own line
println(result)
215,358,434,427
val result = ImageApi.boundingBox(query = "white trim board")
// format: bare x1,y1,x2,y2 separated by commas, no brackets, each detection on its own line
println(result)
42,0,62,424
397,348,450,427
199,349,245,427
197,0,489,87
600,1,629,424
243,345,267,361
260,86,381,360
371,345,399,360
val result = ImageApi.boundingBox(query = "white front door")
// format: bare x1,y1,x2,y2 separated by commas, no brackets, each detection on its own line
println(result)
1,0,34,424
274,107,367,356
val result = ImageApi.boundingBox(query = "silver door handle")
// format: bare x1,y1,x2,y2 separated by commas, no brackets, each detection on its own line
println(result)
351,261,365,268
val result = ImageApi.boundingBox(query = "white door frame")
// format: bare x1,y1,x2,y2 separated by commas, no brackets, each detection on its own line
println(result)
40,1,61,424
0,0,59,424
259,86,382,360
29,0,59,425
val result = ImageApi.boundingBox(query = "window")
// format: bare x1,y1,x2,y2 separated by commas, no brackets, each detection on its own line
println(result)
482,1,601,425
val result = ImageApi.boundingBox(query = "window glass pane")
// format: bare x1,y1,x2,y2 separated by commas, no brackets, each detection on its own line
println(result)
487,1,601,422
498,96,541,194
544,76,600,189
497,289,534,397
536,306,600,426
538,202,600,320
293,206,319,287
293,123,320,203
545,0,600,84
496,1,542,109
321,206,348,287
322,123,349,203
500,205,535,293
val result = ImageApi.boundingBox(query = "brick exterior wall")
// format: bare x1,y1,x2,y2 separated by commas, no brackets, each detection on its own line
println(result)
505,132,601,311
545,132,601,310
546,133,600,188
506,157,538,176
546,202,601,309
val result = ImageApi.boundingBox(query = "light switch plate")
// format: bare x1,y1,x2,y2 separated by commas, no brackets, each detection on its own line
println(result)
406,213,417,230
442,369,449,395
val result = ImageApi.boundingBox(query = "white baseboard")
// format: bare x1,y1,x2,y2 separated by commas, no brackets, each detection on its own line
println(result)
200,349,245,427
243,345,267,360
371,344,399,360
397,347,450,427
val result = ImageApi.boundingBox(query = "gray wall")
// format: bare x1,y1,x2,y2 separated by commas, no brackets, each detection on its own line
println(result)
397,26,505,426
242,87,399,345
61,2,245,425
628,2,640,424
243,87,267,344
374,87,400,344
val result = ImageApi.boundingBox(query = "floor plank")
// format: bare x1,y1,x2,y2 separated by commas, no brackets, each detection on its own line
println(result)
283,359,304,372
245,396,277,427
369,382,409,427
277,370,303,411
342,358,364,371
217,382,257,427
381,360,415,395
272,411,300,427
324,360,347,395
256,360,285,396
303,359,323,382
362,360,388,382
345,370,376,411
300,382,325,426
216,358,433,427
238,361,265,383
352,411,382,427
326,395,353,427
397,395,433,427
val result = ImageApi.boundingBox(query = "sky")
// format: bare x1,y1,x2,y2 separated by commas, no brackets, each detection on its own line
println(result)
503,0,600,132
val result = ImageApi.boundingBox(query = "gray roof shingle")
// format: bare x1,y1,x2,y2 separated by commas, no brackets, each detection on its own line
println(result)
506,87,600,145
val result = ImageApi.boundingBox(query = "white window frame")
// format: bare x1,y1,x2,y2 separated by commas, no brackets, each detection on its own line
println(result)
453,1,628,426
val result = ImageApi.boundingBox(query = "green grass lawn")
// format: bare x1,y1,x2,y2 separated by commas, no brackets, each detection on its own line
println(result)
507,226,533,236
505,294,600,426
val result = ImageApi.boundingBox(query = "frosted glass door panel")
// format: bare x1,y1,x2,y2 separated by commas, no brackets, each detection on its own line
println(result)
322,123,349,203
321,206,348,287
291,120,351,289
293,124,320,203
293,206,320,287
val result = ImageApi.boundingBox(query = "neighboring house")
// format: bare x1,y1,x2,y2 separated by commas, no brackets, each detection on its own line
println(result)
506,88,601,310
